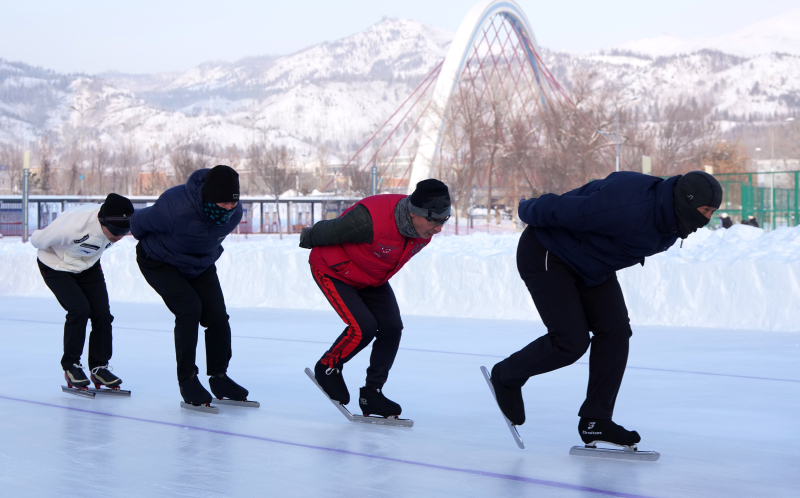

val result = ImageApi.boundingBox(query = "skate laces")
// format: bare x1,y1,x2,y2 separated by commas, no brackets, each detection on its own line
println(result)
72,363,85,371
325,367,341,375
90,364,112,375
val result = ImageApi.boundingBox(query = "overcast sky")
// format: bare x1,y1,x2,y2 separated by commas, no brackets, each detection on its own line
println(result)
1,0,796,74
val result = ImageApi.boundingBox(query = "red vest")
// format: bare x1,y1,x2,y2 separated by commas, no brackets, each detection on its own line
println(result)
309,194,430,288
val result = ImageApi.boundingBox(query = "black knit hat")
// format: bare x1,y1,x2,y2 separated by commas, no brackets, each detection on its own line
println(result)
98,193,135,236
202,165,240,203
674,171,722,209
408,179,451,219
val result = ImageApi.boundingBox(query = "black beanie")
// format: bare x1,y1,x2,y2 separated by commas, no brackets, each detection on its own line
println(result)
674,171,723,209
408,179,451,218
202,165,240,203
672,171,723,238
98,193,135,235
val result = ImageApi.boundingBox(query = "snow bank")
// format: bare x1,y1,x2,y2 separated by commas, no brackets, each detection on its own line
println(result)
2,224,799,331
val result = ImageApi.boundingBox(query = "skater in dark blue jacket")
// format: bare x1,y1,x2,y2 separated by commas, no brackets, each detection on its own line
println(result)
131,165,253,409
490,170,722,447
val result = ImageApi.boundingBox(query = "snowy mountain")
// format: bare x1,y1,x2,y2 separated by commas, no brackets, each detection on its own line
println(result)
611,7,800,58
0,14,798,168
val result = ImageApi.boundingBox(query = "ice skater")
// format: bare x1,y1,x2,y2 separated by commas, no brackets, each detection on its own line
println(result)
300,179,450,421
488,170,722,453
31,193,135,396
131,165,255,411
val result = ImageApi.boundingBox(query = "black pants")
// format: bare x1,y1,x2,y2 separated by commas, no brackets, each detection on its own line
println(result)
492,227,632,419
136,243,232,382
311,265,403,388
38,259,113,371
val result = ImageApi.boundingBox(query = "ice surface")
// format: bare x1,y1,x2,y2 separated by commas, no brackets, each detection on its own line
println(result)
0,296,798,497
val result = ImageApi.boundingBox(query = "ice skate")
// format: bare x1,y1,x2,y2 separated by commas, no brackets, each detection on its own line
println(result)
305,368,413,427
570,418,659,461
179,373,218,414
62,364,95,398
489,364,525,426
89,365,131,396
209,373,259,408
314,361,350,405
359,386,401,417
480,366,524,449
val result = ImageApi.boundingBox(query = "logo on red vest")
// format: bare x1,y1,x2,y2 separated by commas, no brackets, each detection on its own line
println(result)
373,244,398,259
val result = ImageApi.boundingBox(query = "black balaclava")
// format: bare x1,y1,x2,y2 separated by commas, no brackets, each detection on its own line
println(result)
672,171,723,239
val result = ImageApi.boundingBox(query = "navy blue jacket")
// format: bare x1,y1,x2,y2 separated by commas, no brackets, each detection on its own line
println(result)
131,169,243,278
518,172,680,287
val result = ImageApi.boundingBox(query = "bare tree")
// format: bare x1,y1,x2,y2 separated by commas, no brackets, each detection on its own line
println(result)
0,143,23,194
647,96,716,176
251,144,297,239
169,135,210,186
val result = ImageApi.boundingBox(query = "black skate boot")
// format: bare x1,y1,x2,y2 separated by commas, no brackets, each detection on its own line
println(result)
90,365,122,388
65,364,90,388
490,364,525,426
359,386,401,417
314,361,350,405
209,373,249,401
578,418,641,446
179,373,213,406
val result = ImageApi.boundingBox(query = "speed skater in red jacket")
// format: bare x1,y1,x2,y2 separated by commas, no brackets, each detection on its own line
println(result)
299,179,451,417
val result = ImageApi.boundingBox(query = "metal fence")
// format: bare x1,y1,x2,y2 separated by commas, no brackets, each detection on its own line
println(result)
0,195,361,237
715,171,800,230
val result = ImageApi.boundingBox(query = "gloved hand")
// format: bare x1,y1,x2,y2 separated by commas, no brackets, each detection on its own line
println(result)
299,227,313,249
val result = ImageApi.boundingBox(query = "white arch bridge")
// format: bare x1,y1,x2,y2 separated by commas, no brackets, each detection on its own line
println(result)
324,0,618,202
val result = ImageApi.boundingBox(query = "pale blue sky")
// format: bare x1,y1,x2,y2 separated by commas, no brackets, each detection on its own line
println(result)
1,0,795,74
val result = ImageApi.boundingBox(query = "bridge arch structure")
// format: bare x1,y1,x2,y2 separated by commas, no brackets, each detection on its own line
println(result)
408,0,550,191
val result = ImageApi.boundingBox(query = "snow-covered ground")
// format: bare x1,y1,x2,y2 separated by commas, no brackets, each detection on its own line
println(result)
0,297,797,497
2,223,800,331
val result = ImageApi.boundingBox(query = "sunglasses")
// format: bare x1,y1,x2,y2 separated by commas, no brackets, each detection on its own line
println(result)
100,215,132,236
425,212,450,226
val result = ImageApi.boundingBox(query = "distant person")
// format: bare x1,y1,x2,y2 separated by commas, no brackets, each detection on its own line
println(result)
743,215,759,228
720,212,733,229
31,194,134,392
131,165,252,409
489,171,722,449
299,179,450,418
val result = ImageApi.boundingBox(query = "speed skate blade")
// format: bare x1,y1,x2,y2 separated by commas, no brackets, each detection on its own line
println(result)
480,366,524,449
569,444,660,461
352,415,414,427
304,367,354,421
180,402,219,414
89,387,131,397
61,386,95,398
214,399,260,408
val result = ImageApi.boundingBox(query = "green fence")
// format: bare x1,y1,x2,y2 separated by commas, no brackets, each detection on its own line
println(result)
715,171,800,230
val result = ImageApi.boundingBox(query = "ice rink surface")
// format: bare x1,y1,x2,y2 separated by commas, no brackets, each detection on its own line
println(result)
1,295,798,497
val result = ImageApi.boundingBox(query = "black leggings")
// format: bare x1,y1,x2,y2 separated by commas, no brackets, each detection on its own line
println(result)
311,265,403,389
136,243,232,382
38,259,113,371
492,227,632,419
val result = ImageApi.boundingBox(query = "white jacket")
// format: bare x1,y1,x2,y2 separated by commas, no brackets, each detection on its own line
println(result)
31,203,114,273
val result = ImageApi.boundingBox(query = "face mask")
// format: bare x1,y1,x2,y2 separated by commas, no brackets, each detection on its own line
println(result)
204,202,235,225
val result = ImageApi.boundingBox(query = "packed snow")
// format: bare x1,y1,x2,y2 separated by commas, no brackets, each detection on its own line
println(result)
2,223,798,332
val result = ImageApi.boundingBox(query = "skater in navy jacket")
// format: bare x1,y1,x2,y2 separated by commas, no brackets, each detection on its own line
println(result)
489,170,722,447
131,165,252,408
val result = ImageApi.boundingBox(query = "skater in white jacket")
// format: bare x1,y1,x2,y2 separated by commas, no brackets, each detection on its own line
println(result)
31,193,134,392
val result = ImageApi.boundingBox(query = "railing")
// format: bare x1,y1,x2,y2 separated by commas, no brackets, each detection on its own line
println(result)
0,195,361,237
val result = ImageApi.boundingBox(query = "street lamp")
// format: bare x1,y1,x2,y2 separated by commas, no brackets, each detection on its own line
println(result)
598,95,641,172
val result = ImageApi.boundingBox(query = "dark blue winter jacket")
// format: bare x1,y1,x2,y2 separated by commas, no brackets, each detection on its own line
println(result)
518,172,680,287
131,169,243,278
